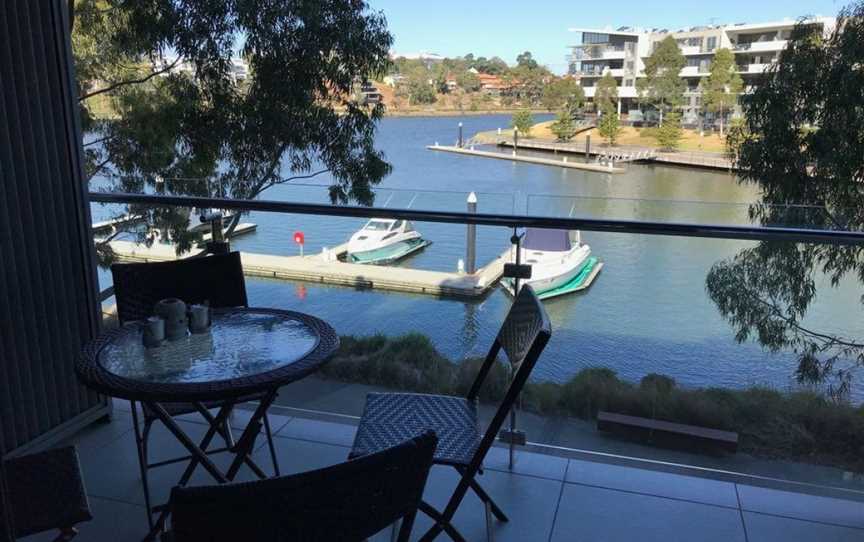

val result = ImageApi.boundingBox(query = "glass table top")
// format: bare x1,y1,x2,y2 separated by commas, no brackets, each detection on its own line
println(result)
99,310,319,384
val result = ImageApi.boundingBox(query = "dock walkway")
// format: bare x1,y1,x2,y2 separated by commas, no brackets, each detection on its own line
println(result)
108,240,506,299
427,145,626,174
491,138,734,170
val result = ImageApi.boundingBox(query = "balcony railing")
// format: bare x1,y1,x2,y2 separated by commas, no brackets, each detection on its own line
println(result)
88,186,864,519
88,191,863,244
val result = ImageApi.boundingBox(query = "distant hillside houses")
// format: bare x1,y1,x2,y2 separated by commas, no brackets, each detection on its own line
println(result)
476,73,510,95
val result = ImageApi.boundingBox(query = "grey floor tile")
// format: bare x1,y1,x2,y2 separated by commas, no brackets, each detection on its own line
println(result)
484,445,569,481
19,496,149,542
57,410,134,455
77,418,257,507
250,434,352,476
566,458,739,508
743,511,864,542
737,484,864,529
174,405,292,435
551,484,746,542
276,417,358,447
410,465,563,542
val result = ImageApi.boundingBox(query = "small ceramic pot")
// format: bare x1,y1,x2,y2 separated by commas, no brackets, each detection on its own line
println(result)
154,298,188,341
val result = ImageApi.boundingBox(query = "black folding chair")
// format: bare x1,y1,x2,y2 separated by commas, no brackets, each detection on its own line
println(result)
166,431,438,542
1,446,92,541
349,285,552,542
111,252,280,526
0,450,13,542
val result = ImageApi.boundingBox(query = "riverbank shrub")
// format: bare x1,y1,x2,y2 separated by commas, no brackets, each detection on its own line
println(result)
324,334,864,472
511,109,534,137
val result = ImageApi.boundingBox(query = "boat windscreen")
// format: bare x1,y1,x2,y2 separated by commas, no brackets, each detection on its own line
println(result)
364,220,392,231
523,228,573,252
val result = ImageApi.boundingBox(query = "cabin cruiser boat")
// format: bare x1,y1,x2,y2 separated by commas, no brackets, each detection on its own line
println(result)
503,228,601,299
147,208,241,244
346,218,430,264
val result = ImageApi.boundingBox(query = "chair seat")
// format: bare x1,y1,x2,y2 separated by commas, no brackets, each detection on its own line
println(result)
350,393,480,467
5,447,91,537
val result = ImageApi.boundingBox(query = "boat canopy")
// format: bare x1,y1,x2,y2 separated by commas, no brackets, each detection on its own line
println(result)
523,228,573,252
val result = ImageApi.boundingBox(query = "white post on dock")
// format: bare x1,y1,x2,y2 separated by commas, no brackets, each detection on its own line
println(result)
466,192,477,274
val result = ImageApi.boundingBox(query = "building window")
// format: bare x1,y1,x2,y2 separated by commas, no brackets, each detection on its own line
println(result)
707,37,717,51
583,32,610,45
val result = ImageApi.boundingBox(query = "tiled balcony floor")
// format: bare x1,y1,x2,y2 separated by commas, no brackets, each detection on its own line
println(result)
19,400,864,542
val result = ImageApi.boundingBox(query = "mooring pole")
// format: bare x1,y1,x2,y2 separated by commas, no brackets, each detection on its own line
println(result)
513,128,518,156
466,192,477,274
458,122,464,148
585,134,592,161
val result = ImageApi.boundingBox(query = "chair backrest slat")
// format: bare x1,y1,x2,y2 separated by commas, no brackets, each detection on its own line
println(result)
170,431,438,542
111,252,248,324
466,285,551,469
466,285,551,403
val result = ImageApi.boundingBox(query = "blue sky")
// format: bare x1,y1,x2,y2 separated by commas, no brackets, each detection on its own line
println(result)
367,0,845,73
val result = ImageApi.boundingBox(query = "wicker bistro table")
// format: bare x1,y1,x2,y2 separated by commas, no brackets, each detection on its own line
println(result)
75,308,339,539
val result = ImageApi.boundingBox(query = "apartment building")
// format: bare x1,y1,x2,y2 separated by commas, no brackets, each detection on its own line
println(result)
567,17,835,124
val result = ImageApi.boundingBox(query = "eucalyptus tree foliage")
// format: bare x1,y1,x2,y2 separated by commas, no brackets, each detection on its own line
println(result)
636,36,686,126
72,0,393,257
707,3,864,396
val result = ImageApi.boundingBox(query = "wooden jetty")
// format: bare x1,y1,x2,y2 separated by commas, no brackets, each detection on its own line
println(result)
493,138,733,171
107,240,507,299
427,145,626,174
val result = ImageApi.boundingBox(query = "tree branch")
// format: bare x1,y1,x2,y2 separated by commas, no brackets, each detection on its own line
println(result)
83,134,116,148
740,283,864,350
79,58,180,102
85,156,113,183
256,168,331,194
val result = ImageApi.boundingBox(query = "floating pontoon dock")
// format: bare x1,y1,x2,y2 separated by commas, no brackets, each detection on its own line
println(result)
427,145,627,174
107,240,506,299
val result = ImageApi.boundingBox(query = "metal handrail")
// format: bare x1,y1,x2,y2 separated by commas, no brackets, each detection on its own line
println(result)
88,191,864,246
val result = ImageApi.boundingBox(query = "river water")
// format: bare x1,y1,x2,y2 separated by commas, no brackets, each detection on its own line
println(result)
93,114,862,396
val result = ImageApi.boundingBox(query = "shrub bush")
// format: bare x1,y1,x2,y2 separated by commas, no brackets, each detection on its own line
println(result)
322,334,864,472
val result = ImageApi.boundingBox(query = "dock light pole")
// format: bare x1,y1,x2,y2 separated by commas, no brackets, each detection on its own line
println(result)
458,122,464,148
513,127,518,156
585,134,591,162
466,192,477,273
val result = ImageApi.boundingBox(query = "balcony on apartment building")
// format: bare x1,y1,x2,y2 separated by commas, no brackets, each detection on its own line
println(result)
733,40,790,53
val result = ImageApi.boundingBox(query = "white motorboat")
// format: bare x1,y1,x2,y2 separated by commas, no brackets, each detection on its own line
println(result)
503,228,601,299
346,218,430,264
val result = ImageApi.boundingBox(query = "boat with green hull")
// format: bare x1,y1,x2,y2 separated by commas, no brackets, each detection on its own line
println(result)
346,218,430,265
502,229,602,300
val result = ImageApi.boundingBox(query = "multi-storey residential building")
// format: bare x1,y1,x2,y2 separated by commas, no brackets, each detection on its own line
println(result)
567,17,835,125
